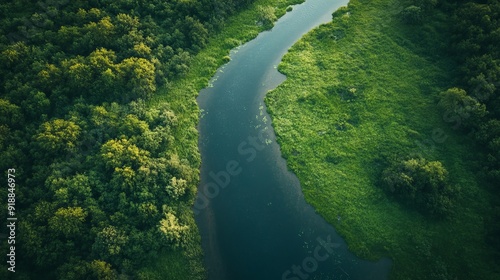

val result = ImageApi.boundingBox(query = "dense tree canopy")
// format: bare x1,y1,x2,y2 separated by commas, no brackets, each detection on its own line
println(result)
0,0,264,278
449,0,500,180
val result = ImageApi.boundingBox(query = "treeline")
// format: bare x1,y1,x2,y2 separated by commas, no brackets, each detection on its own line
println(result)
448,0,500,258
381,0,499,250
449,0,500,180
0,0,257,279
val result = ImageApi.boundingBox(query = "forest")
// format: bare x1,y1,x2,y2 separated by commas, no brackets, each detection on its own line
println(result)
0,0,263,279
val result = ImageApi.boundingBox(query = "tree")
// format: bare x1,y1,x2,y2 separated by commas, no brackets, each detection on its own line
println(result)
35,119,81,153
168,50,191,78
47,174,93,207
117,57,156,101
401,6,423,25
92,226,128,262
382,157,456,216
184,16,208,51
88,260,117,280
100,138,150,170
257,5,277,28
166,176,188,200
0,98,22,126
48,207,87,237
82,16,116,51
21,90,50,119
439,87,486,128
158,211,189,248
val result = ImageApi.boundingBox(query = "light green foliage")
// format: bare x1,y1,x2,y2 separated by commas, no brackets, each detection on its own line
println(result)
49,207,87,237
47,174,93,207
159,211,190,248
166,177,188,200
101,138,150,169
92,226,129,259
88,260,117,280
118,57,156,101
35,119,81,153
257,5,277,28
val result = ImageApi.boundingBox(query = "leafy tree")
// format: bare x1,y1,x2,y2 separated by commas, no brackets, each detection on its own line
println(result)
438,87,486,128
168,50,191,78
0,98,22,126
100,138,150,170
48,207,87,237
118,57,156,101
92,226,129,262
35,119,81,153
21,90,50,119
166,176,188,200
158,211,189,248
47,174,93,207
382,157,456,216
88,260,117,280
257,5,277,28
184,16,209,52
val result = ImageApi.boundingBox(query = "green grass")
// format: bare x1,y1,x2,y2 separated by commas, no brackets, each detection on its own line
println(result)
137,250,193,280
141,0,304,278
265,0,500,279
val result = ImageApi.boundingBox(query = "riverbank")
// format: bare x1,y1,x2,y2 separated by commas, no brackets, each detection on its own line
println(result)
139,0,304,278
266,0,500,279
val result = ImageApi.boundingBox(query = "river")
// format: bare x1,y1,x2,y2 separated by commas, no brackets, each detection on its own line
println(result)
194,0,392,279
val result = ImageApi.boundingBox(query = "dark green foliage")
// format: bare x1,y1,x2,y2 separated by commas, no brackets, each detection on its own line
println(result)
450,0,500,180
438,87,486,129
413,0,438,11
446,3,500,265
401,5,423,24
382,157,457,216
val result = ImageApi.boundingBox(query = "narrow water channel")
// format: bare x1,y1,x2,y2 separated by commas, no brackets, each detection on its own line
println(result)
194,0,392,279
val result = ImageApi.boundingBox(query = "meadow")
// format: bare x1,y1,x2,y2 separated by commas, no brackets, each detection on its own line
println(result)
265,0,499,278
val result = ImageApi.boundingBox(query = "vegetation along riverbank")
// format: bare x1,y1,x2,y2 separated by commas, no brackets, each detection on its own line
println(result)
266,0,500,279
0,0,302,279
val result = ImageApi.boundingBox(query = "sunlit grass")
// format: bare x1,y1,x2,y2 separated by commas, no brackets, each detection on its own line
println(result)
266,0,499,279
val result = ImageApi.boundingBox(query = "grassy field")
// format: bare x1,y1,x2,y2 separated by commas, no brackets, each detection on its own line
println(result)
265,0,500,279
140,0,304,278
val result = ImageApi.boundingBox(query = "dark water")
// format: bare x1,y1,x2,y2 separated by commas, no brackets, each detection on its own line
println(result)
194,0,392,279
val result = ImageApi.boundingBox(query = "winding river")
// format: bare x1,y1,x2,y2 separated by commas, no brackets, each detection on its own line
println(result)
194,0,392,279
